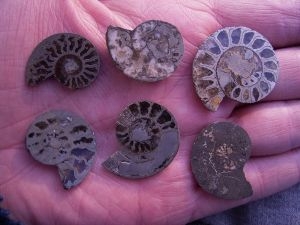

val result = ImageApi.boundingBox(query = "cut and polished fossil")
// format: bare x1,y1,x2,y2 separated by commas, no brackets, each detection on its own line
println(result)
191,122,253,200
106,20,184,82
26,33,100,89
193,26,279,111
103,101,180,178
26,110,97,189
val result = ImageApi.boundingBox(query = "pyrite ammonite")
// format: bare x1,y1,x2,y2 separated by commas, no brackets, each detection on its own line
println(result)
26,110,97,189
103,101,180,178
193,26,279,111
191,122,252,200
26,33,100,89
106,20,184,82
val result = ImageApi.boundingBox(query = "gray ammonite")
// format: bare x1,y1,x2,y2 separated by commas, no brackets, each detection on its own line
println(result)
193,26,279,111
26,110,97,189
191,122,252,200
26,33,100,89
106,20,184,82
103,101,179,178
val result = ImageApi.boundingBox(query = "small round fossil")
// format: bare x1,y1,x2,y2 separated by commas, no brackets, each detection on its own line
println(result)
26,110,97,189
106,20,184,82
26,33,100,89
191,122,252,200
193,26,279,111
102,101,179,178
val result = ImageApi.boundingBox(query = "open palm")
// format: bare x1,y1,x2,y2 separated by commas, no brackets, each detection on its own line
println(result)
1,0,300,224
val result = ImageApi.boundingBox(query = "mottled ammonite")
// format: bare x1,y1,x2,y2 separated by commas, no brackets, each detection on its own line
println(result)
191,122,252,200
26,33,100,89
103,101,180,178
26,110,97,189
193,26,279,111
106,20,184,82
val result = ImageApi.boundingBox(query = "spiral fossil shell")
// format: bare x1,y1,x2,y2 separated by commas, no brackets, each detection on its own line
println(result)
106,20,184,82
25,33,100,89
193,26,279,111
191,122,252,200
102,101,179,179
26,110,97,189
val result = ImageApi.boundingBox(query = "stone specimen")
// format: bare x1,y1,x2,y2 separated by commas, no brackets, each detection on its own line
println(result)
106,20,184,82
26,110,97,189
193,26,279,111
103,101,179,178
26,33,100,89
191,122,253,200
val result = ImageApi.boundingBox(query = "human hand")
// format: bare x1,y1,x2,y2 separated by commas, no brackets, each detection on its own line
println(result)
0,0,299,224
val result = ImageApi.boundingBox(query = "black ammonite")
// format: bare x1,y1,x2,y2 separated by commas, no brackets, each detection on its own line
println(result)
103,101,180,178
106,20,184,82
193,26,279,111
26,110,97,189
191,122,252,200
25,33,100,89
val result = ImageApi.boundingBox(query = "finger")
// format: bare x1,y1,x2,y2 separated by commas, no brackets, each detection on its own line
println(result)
212,0,300,48
189,148,300,222
246,150,300,200
230,101,300,156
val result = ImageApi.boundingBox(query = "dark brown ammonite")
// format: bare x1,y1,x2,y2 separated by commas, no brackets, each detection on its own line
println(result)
103,100,180,179
26,33,100,89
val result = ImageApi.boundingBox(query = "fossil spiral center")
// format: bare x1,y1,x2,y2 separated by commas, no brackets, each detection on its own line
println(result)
217,46,262,87
49,137,61,148
147,32,169,59
56,54,83,76
44,131,64,149
118,117,160,153
129,118,152,142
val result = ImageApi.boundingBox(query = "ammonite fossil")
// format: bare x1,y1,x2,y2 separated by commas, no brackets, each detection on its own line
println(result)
103,101,179,178
26,33,100,89
106,20,184,82
193,26,279,111
26,110,97,189
191,122,252,200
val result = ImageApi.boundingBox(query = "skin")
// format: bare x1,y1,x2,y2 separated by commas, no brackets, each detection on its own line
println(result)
0,0,299,224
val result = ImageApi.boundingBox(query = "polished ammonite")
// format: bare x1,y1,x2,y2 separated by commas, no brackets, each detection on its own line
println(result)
193,26,279,111
26,110,97,189
191,122,253,200
103,100,180,178
25,33,100,89
106,20,184,82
